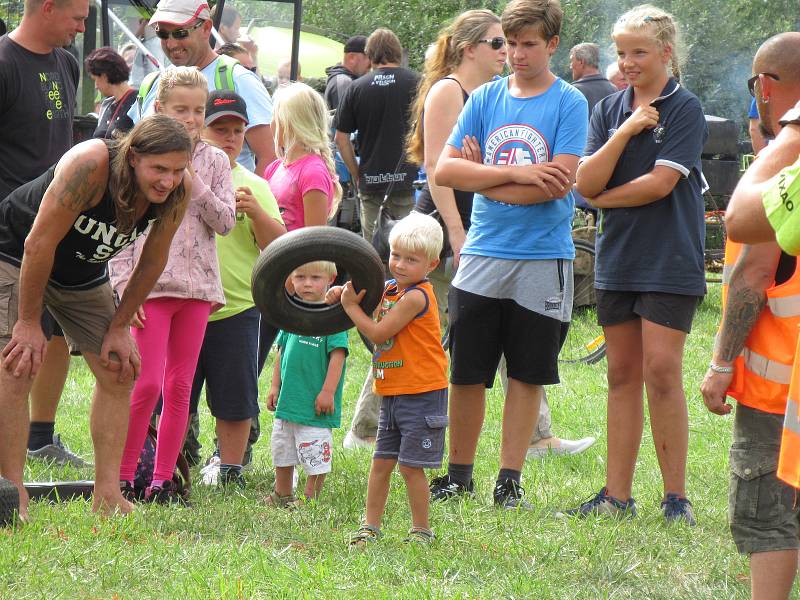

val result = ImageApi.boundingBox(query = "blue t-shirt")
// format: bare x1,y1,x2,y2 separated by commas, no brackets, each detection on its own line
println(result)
585,79,708,295
130,58,273,172
446,76,588,260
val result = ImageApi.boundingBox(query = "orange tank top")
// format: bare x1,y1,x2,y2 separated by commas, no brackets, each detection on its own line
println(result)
372,279,449,396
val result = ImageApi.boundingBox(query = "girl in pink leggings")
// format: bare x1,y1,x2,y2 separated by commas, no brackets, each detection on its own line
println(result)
109,67,235,505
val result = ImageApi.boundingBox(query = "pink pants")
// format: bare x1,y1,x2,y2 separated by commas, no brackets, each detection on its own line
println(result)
120,297,211,484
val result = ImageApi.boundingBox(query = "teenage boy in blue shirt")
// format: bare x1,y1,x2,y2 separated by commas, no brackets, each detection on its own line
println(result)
431,0,587,508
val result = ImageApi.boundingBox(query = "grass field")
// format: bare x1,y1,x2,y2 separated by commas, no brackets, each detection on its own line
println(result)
0,283,784,599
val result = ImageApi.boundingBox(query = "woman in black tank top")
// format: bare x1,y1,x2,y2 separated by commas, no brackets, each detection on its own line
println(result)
406,10,507,273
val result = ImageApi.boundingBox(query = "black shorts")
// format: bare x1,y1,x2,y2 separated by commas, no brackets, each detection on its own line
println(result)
188,307,262,421
595,289,702,333
448,287,568,388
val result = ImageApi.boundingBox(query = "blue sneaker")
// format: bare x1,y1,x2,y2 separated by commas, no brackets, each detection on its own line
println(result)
661,493,696,526
558,487,637,519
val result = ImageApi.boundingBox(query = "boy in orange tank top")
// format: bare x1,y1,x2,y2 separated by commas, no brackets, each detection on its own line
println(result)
328,212,448,545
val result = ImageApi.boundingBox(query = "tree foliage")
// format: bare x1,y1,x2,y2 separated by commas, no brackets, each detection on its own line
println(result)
303,0,799,129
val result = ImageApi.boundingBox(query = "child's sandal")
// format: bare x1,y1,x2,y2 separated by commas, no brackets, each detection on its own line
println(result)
348,524,381,547
265,490,300,509
404,527,435,544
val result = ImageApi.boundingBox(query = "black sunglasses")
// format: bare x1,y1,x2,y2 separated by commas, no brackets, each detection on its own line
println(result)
478,37,506,50
748,72,780,97
155,20,204,40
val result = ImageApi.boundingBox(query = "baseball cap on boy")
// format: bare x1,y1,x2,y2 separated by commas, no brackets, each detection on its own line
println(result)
149,0,211,26
205,90,249,126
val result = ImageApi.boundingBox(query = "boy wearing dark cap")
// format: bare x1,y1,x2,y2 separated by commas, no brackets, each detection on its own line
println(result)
191,90,286,486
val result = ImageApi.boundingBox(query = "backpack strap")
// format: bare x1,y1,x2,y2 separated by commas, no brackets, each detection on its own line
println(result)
214,54,240,91
137,71,160,119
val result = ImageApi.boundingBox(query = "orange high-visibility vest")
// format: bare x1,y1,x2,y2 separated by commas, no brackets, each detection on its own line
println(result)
778,335,800,487
722,241,800,415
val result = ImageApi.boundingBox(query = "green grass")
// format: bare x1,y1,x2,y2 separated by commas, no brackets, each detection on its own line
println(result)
0,283,778,598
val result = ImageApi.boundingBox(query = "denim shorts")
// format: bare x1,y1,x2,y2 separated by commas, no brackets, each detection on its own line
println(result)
373,388,448,469
729,403,800,554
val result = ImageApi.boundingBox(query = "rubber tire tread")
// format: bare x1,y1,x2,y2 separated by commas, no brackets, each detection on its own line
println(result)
0,477,19,526
252,227,385,336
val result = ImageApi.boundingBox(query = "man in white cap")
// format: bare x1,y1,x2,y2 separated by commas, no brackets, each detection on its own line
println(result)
129,0,275,172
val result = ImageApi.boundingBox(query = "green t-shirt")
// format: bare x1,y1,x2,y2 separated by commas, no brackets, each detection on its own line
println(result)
763,156,800,256
275,330,349,428
210,163,283,322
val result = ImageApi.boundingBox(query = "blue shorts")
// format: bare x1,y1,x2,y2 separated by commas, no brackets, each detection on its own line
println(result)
373,388,448,469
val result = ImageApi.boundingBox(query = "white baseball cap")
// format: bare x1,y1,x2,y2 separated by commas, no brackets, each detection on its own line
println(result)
149,0,211,27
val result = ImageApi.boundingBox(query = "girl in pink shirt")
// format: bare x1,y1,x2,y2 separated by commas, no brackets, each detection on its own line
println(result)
262,82,341,231
110,67,235,505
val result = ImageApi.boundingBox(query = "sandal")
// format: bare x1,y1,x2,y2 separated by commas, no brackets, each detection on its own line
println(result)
348,524,381,547
264,490,300,509
404,527,435,544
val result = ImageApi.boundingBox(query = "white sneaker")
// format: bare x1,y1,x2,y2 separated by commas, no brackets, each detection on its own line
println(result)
342,430,375,450
526,437,596,459
200,456,221,485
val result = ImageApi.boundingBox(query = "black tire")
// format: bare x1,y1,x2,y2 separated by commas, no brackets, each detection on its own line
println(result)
0,477,19,526
252,227,385,336
24,480,95,503
560,238,606,364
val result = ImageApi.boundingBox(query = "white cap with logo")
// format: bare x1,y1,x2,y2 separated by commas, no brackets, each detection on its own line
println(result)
149,0,211,27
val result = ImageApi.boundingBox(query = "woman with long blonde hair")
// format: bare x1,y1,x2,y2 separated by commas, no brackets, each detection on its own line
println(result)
263,82,341,230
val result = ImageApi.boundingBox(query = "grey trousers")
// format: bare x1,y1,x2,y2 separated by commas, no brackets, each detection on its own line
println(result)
359,189,415,244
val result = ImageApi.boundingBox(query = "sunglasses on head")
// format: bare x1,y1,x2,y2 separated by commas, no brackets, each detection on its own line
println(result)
155,20,204,40
748,72,780,97
478,37,506,50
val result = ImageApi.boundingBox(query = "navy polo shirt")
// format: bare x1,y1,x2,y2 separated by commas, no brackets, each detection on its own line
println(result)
585,78,708,296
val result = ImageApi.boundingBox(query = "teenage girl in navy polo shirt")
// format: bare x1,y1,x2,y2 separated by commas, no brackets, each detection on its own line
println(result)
564,4,707,525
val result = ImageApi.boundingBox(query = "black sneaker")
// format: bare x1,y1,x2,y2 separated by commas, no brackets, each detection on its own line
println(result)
557,487,637,519
493,478,533,510
429,474,475,502
120,481,140,502
219,468,246,489
145,480,190,507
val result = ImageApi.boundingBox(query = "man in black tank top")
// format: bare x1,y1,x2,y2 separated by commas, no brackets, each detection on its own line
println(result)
0,116,192,521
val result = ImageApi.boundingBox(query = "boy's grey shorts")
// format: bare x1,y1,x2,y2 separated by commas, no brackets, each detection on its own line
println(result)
373,388,448,469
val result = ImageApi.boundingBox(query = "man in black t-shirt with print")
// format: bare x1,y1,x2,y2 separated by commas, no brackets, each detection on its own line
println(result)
0,0,89,469
334,28,420,244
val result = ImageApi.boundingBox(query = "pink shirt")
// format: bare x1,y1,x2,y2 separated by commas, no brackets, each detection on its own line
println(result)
263,153,334,231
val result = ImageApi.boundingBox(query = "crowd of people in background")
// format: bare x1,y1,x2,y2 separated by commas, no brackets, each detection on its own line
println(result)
3,0,800,594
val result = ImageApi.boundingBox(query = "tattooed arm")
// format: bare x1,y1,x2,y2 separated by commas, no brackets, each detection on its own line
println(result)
700,243,780,415
2,141,108,378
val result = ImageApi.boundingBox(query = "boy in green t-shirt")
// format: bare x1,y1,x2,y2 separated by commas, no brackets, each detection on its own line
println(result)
266,261,348,506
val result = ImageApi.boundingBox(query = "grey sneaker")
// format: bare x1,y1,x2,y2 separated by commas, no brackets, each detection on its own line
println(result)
557,487,637,519
27,434,92,468
661,493,696,526
493,478,533,510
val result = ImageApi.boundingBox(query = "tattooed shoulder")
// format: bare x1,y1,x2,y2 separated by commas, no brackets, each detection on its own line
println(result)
56,158,103,213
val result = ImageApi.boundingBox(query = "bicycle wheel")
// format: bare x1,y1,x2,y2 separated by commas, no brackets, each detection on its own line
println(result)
560,238,606,364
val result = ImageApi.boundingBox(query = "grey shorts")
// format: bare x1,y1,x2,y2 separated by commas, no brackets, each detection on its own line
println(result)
0,260,115,356
729,403,800,555
373,388,448,469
